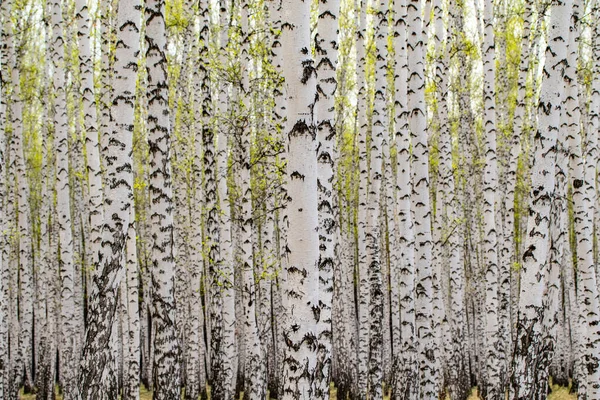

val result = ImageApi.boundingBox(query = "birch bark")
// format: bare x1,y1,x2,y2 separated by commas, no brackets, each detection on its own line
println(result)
392,0,418,397
510,0,572,396
279,0,319,397
407,0,437,394
482,0,501,395
355,1,370,394
145,0,181,397
315,0,340,396
79,0,140,396
49,0,77,397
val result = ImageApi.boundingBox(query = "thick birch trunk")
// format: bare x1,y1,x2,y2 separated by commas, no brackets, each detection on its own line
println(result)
279,1,319,397
510,0,572,396
567,4,600,394
79,0,140,396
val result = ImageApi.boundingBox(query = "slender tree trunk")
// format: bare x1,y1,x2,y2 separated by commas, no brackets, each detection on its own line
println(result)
504,0,532,352
482,0,501,395
3,9,19,396
236,3,265,398
366,2,388,398
315,0,339,396
9,3,34,393
186,4,208,396
355,1,370,394
145,0,181,397
210,3,237,398
35,12,56,393
0,9,6,395
122,206,140,400
435,3,469,397
198,0,215,385
76,0,104,316
407,0,437,395
393,1,419,397
50,0,77,397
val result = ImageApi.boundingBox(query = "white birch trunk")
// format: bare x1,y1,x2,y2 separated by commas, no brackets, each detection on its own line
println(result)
407,0,437,394
436,3,469,396
187,4,208,393
199,0,216,382
215,124,236,399
238,4,265,398
366,2,387,398
280,0,319,397
567,3,600,394
510,0,572,396
76,0,104,304
482,0,501,395
145,0,181,397
122,206,140,400
0,10,6,394
355,1,370,394
210,2,237,397
505,0,532,349
35,14,57,392
50,1,77,397
9,9,34,394
79,0,140,396
315,0,339,396
393,0,418,396
592,4,600,286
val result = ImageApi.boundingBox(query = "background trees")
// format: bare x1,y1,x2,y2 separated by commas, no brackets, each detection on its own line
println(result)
0,0,599,399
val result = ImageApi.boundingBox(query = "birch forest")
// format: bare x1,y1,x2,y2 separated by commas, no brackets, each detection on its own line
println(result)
1,0,600,398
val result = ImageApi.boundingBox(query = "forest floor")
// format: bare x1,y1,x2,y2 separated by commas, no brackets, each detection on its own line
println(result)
19,381,576,399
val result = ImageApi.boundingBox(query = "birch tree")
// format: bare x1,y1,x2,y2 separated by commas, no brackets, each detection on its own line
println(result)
315,0,339,396
279,0,319,397
356,1,370,394
366,1,388,398
407,0,438,394
392,0,419,396
567,1,600,395
481,0,501,395
76,0,104,300
50,0,78,397
210,2,237,398
1,0,598,398
186,3,209,397
0,8,6,396
145,0,181,397
79,0,140,396
510,0,572,396
6,0,34,393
